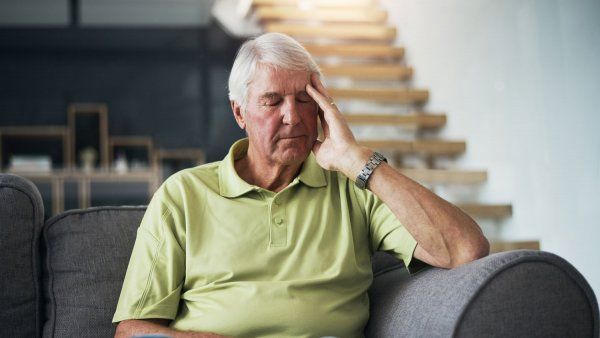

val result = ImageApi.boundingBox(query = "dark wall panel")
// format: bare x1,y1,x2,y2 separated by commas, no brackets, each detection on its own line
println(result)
0,26,245,162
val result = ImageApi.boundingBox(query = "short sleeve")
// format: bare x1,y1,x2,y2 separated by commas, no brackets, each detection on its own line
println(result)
361,188,419,272
112,186,186,323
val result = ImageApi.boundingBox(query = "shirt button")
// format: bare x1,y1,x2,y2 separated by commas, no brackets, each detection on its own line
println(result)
274,217,284,225
274,199,281,206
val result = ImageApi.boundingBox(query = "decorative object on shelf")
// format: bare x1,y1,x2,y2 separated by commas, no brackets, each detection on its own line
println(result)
113,151,129,174
80,147,98,173
8,155,52,172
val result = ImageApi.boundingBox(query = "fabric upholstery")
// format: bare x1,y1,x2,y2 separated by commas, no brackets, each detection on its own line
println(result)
456,261,596,337
0,174,44,338
365,249,599,338
42,206,146,338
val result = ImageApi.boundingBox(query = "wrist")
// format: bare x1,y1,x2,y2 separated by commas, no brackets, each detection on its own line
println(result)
343,146,373,180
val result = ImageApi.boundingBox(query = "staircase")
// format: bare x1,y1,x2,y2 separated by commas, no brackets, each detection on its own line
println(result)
215,0,537,252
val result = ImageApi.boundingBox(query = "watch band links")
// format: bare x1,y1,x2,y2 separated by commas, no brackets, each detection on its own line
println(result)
355,151,387,189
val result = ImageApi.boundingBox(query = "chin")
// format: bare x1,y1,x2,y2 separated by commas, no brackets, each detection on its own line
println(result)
277,148,310,165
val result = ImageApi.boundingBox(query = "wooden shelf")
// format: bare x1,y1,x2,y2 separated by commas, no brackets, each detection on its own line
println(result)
303,43,404,60
345,113,446,128
2,168,159,214
0,126,71,170
329,87,429,104
256,7,387,23
490,240,539,253
321,64,412,80
4,168,158,180
400,168,487,184
358,139,466,155
265,23,396,41
109,136,155,168
457,203,513,218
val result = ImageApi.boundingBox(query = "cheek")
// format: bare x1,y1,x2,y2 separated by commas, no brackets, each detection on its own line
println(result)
247,114,280,138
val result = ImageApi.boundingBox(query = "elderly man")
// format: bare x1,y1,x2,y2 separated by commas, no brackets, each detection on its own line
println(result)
113,33,489,338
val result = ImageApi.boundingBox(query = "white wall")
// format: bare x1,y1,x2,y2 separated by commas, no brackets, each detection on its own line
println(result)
381,0,600,294
81,0,214,26
0,0,69,26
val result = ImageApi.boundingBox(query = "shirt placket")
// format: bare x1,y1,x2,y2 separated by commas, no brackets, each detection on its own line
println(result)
269,193,287,247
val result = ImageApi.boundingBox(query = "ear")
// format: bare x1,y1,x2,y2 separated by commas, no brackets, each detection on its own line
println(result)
231,101,246,130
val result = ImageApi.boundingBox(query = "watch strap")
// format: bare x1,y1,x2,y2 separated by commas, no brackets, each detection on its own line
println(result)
355,151,387,189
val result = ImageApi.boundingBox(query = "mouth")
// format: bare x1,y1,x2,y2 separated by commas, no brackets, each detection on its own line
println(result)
279,135,305,140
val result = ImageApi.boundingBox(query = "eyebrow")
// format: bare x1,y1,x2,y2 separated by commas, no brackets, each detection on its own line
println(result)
259,91,310,99
259,92,281,101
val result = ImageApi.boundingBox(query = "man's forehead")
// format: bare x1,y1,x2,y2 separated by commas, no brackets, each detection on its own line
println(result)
250,66,311,94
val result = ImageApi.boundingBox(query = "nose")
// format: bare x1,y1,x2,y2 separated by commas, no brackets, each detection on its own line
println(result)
281,97,301,125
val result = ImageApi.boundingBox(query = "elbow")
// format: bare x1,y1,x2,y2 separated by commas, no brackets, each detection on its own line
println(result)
450,235,490,268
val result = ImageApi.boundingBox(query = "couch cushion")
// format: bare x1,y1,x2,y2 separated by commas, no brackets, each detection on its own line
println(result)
42,206,146,338
0,174,45,338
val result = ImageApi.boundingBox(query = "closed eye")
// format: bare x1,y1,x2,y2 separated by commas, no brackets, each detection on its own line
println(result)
265,100,281,106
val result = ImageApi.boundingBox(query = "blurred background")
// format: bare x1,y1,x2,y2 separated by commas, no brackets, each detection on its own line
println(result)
0,0,598,294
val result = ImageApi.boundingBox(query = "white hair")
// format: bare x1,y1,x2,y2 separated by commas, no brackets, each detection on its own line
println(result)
228,32,322,110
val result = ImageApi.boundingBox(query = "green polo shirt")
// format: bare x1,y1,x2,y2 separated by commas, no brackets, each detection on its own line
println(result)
113,138,418,338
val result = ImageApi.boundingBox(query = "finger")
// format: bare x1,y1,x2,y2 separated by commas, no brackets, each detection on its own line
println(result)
307,83,340,126
310,73,331,99
306,82,329,109
318,106,330,137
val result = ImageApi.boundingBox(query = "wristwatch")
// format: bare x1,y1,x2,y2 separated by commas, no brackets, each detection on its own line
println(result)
355,151,387,189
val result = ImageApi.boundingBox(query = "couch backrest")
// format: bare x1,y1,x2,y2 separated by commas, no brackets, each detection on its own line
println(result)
42,206,146,338
39,205,406,338
0,174,45,338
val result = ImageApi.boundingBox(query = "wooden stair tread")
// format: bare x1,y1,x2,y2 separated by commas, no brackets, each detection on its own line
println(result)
256,7,387,23
321,64,412,80
345,113,446,128
265,23,396,41
490,241,539,253
303,43,404,59
330,87,429,104
457,203,513,218
358,139,466,155
252,0,375,8
400,168,487,184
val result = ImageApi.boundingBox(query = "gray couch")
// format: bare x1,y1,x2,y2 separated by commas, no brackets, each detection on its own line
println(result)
1,173,598,338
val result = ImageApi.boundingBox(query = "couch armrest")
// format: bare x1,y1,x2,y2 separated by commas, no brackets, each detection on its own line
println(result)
366,250,599,337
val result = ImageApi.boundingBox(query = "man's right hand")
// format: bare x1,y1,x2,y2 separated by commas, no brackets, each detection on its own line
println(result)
114,319,231,338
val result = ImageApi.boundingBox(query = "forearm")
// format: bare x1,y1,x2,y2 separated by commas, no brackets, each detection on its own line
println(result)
115,319,229,338
347,147,489,268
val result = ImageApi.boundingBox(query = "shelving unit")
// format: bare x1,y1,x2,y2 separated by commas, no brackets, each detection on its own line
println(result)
0,103,204,216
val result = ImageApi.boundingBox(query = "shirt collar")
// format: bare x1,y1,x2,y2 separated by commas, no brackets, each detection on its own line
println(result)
218,138,327,198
